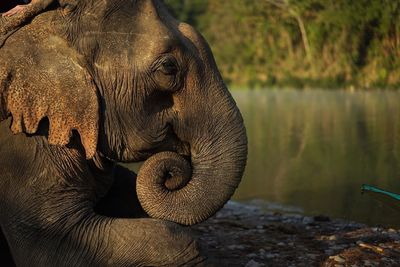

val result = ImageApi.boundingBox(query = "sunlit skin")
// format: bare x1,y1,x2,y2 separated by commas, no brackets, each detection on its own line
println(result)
0,1,247,265
1,0,53,17
2,5,26,17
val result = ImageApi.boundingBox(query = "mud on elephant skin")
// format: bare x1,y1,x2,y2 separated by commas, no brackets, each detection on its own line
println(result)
0,0,247,266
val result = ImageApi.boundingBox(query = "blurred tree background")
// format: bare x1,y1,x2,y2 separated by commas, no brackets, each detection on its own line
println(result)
164,0,400,89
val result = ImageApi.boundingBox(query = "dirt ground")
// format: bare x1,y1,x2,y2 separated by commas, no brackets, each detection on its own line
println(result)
0,201,398,266
193,201,400,267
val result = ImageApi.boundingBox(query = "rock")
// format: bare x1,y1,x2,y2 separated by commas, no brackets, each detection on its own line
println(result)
245,260,263,267
259,248,266,255
265,253,276,259
363,260,376,267
228,245,245,250
215,213,225,219
328,235,337,241
302,217,314,224
329,255,345,263
192,201,400,267
277,224,298,234
306,254,318,259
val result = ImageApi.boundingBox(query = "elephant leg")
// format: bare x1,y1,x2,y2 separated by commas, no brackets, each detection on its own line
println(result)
6,213,205,266
14,215,205,266
82,217,206,267
94,164,147,218
0,125,205,266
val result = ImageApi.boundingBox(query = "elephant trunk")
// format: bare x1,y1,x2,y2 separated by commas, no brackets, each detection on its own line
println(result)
137,94,247,225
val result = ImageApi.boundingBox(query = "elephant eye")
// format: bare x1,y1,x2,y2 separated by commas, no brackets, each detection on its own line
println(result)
152,55,181,92
159,58,179,76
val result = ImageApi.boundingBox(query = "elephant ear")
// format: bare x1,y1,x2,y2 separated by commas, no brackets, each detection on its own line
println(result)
4,35,99,159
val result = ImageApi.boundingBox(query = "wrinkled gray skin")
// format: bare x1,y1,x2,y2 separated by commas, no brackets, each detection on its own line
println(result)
0,0,247,266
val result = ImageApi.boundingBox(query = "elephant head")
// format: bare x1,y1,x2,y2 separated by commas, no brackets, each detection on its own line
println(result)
1,0,247,226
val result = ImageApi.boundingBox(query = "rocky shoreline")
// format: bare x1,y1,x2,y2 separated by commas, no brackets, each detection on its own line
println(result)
193,201,400,267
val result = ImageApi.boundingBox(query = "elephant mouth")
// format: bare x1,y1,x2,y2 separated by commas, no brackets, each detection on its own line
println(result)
118,129,191,164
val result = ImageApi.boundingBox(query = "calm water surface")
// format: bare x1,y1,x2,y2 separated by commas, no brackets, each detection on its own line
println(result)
232,89,400,228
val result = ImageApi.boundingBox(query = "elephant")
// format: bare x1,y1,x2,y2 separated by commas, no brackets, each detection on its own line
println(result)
0,0,247,266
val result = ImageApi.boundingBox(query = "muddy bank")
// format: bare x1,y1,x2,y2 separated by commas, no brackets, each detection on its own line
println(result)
193,201,400,267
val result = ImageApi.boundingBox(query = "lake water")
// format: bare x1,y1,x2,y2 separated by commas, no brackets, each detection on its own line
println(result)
232,89,400,228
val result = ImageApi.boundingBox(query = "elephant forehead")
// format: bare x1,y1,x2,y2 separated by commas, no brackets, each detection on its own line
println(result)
91,30,172,68
90,0,176,68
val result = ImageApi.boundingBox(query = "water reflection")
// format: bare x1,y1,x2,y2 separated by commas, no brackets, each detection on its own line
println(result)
232,89,400,227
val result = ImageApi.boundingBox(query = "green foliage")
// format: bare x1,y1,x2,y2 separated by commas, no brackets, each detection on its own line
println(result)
163,0,207,27
164,0,400,89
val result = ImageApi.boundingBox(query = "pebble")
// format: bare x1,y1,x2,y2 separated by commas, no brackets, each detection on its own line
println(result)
306,254,318,259
378,243,386,248
363,260,375,267
194,201,400,266
265,253,276,259
215,214,226,219
302,217,314,224
228,245,245,250
328,235,338,241
329,255,345,263
245,260,263,267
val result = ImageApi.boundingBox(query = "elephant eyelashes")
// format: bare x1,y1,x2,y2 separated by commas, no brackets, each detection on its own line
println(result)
152,55,181,92
159,58,178,76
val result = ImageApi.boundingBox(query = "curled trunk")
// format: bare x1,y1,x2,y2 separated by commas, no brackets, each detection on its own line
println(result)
137,101,247,225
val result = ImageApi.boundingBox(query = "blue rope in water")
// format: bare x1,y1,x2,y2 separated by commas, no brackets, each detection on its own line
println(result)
362,184,400,201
